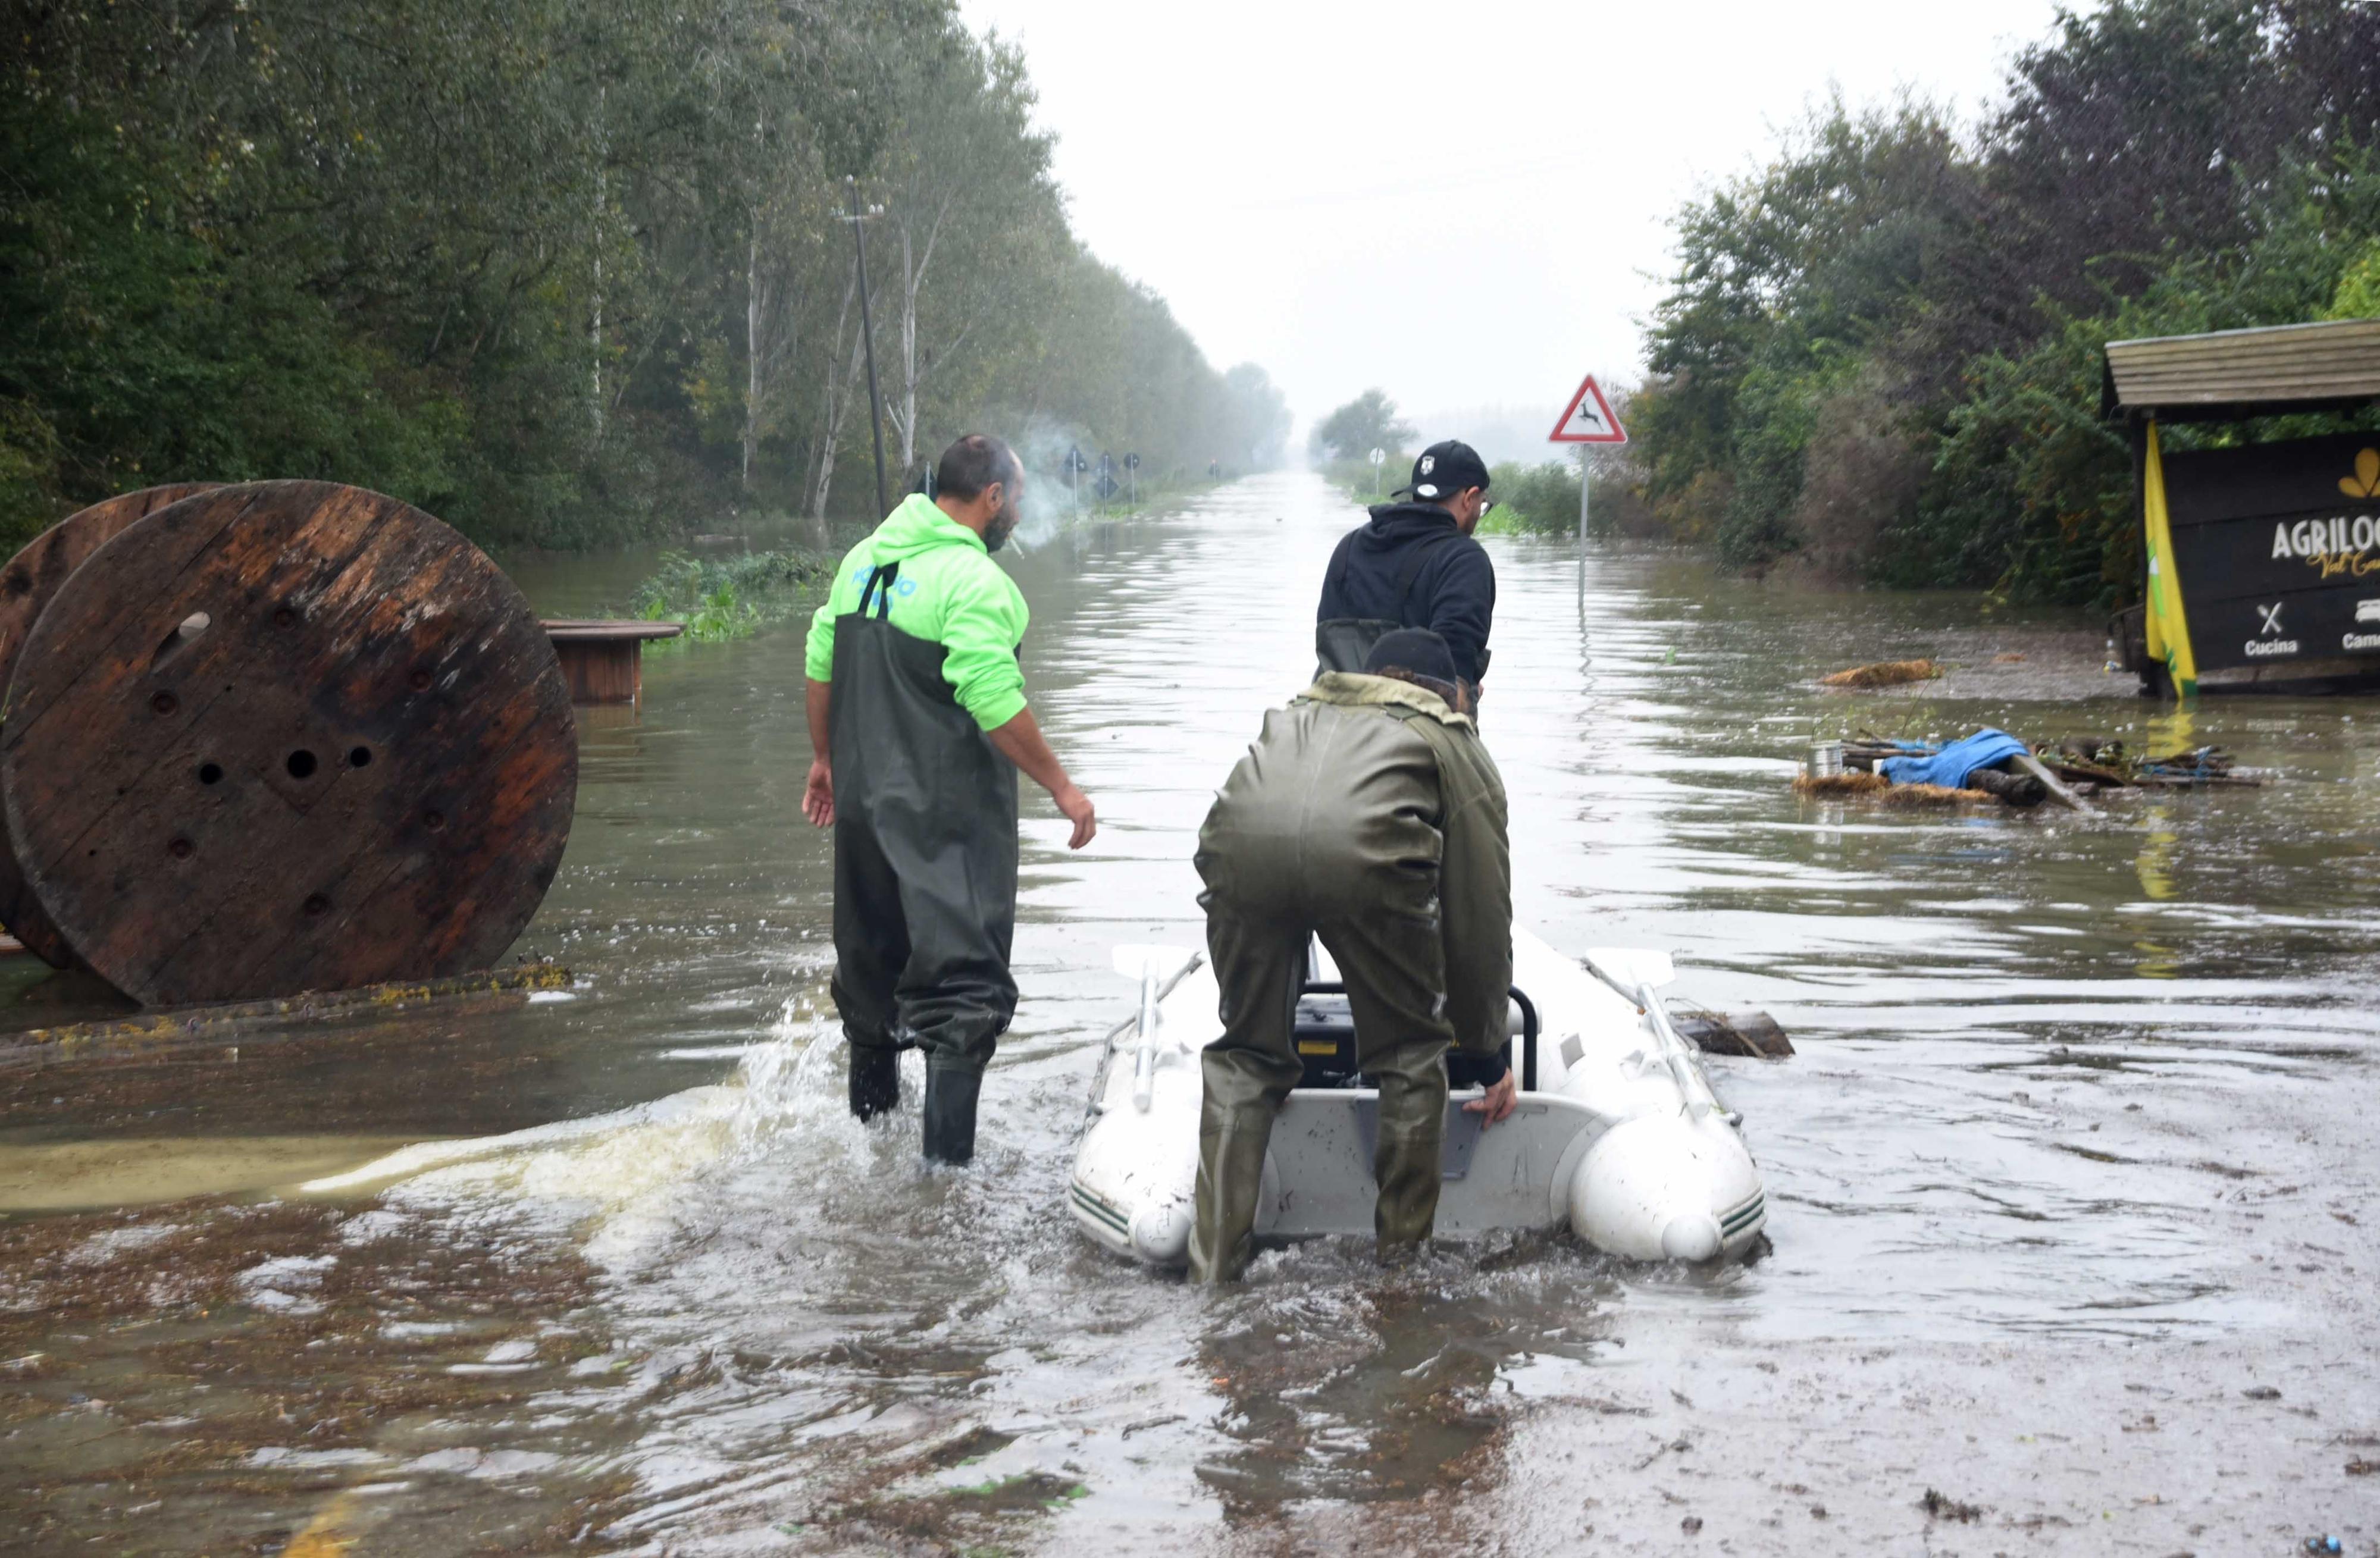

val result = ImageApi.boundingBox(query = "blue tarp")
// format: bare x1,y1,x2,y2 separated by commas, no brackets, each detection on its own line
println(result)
1878,728,2028,789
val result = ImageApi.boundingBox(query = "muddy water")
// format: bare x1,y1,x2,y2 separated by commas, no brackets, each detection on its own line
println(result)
4,472,2376,1554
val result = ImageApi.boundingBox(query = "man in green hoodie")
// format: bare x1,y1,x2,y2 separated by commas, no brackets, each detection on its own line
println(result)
803,434,1097,1165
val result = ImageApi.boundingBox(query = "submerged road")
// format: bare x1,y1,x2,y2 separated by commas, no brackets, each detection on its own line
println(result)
2,472,2376,1553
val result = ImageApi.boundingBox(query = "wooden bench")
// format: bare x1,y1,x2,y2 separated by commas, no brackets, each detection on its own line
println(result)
541,620,685,706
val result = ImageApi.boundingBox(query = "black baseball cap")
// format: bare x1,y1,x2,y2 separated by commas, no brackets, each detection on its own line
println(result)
1393,440,1490,501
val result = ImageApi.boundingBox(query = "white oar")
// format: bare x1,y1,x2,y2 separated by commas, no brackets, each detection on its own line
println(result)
1111,943,1195,1112
1584,948,1721,1117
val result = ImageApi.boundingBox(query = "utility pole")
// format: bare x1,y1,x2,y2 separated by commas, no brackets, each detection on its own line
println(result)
841,177,890,520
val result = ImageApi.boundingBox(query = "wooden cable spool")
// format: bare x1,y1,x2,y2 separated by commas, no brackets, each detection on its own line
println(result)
0,481,577,1005
0,484,220,966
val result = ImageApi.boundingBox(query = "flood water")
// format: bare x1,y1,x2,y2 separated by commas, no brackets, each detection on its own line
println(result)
3,472,2376,1554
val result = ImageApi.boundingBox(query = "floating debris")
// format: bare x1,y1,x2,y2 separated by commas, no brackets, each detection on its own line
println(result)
0,963,573,1073
1819,659,1942,688
1920,1488,1984,1523
1671,1010,1795,1059
1793,772,1990,806
1799,729,2264,811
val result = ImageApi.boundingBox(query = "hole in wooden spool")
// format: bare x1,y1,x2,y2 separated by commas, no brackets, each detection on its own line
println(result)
273,606,298,628
149,691,178,716
409,668,433,691
149,611,211,672
423,809,446,830
347,746,371,769
285,750,318,780
302,893,330,917
168,837,193,860
198,762,224,785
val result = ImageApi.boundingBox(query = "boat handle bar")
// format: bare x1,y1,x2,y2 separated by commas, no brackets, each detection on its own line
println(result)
1298,981,1539,1092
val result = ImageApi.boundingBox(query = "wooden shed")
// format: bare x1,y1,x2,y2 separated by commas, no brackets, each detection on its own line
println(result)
2102,319,2380,695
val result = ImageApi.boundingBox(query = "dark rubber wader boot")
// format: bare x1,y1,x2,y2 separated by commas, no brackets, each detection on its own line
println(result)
848,1046,900,1121
827,560,1020,1161
922,1066,982,1165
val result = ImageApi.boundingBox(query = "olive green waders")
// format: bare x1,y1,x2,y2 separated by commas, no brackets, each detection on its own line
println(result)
1188,676,1510,1282
828,561,1020,1164
1188,898,1456,1282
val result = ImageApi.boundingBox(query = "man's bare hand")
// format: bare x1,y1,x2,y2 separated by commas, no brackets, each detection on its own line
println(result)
802,757,834,828
1053,782,1097,850
1464,1070,1518,1127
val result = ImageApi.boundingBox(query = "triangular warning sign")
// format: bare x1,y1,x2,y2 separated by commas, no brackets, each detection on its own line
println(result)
1549,374,1628,444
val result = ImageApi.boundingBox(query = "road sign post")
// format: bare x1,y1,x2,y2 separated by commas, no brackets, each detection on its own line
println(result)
1368,446,1386,496
1125,452,1141,504
1548,374,1629,547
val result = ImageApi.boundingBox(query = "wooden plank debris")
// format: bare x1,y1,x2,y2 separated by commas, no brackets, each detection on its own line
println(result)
0,962,572,1072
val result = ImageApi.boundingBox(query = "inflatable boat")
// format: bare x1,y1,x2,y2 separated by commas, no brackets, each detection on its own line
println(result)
1067,928,1767,1267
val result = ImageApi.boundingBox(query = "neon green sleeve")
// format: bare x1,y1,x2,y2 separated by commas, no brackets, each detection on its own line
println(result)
939,561,1030,730
804,597,837,682
804,543,869,682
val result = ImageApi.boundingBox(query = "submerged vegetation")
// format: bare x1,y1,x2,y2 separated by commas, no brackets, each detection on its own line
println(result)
1619,0,2380,605
628,551,831,644
0,1,1290,554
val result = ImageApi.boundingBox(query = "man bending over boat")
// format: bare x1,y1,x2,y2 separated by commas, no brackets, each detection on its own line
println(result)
1189,629,1513,1281
803,434,1098,1166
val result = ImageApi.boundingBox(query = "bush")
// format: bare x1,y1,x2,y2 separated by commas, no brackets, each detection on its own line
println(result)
1480,461,1580,536
627,549,830,642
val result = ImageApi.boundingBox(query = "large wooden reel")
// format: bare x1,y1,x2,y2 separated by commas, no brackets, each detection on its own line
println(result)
0,484,218,966
0,481,577,1005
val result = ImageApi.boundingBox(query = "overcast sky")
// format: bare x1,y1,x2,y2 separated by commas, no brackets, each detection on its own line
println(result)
956,0,2067,459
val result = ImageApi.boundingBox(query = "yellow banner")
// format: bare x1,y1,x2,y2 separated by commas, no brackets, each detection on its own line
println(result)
2141,421,2197,695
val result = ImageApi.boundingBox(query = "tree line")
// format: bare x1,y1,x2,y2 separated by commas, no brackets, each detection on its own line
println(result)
0,0,1291,552
1620,0,2380,605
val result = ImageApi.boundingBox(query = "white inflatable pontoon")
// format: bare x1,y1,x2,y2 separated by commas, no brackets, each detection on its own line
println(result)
1068,929,1767,1268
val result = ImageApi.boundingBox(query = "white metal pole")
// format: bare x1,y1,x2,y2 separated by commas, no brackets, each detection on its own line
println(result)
1578,449,1590,547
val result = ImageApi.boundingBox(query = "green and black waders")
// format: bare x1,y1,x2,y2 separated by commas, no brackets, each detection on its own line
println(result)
828,560,1019,1164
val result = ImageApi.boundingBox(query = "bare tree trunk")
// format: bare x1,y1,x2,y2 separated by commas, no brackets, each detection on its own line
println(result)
743,230,763,492
887,197,950,477
807,275,865,547
589,87,607,443
895,224,919,474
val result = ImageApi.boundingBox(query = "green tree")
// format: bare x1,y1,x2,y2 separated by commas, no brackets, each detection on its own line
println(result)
1308,389,1416,463
0,0,1284,550
1625,0,2380,600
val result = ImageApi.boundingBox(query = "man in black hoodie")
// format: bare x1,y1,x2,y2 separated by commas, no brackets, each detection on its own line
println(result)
1315,439,1496,701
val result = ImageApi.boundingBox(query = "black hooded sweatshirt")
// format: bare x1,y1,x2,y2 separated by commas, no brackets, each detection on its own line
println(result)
1314,502,1496,686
